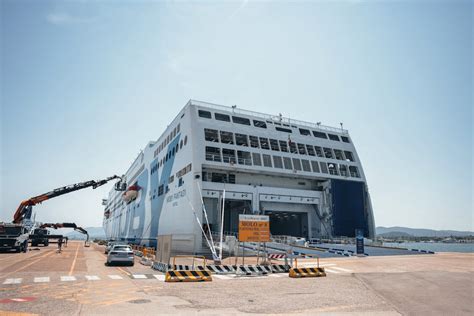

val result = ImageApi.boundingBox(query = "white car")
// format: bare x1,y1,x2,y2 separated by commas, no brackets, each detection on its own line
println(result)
106,244,134,266
104,241,127,254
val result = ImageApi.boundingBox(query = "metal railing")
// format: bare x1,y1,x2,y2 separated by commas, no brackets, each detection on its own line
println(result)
191,100,349,134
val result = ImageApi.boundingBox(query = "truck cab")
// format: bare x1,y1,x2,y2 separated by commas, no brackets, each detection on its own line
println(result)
0,222,29,252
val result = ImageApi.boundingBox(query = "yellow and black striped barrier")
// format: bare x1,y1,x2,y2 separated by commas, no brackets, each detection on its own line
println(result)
165,270,213,282
165,255,212,282
289,267,326,278
289,257,326,278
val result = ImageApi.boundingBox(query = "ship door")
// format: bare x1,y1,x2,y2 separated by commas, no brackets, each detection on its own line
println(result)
222,199,252,234
265,211,309,238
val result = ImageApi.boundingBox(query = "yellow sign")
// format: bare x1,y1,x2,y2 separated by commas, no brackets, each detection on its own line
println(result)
238,215,270,242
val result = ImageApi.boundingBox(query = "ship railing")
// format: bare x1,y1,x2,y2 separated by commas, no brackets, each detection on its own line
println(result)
191,99,349,134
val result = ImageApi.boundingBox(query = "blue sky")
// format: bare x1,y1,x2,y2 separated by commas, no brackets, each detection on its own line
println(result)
1,0,472,231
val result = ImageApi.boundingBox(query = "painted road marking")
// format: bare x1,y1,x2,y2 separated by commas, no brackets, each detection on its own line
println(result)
213,274,233,280
0,297,36,304
153,275,165,281
108,275,123,280
131,274,147,279
85,275,100,281
34,277,50,283
331,267,353,273
269,274,283,278
61,276,76,281
3,278,22,284
325,268,340,274
2,278,21,284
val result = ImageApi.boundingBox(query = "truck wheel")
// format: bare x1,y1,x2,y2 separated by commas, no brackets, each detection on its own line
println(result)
44,241,49,246
15,247,21,253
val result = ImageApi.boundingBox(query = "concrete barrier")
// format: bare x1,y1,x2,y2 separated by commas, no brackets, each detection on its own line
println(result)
165,270,212,282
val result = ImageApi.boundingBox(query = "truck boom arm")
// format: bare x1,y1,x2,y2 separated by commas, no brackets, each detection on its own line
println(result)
40,222,89,242
13,175,122,224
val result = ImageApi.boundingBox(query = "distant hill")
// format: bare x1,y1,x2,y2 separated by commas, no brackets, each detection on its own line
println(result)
376,226,473,237
66,227,105,240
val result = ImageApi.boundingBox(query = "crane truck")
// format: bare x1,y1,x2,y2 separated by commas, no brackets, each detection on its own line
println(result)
0,175,125,252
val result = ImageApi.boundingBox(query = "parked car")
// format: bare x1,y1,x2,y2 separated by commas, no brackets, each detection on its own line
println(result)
104,241,127,254
106,244,134,266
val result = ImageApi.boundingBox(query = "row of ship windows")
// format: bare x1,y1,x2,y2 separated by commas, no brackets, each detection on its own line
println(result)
153,124,184,158
198,109,350,143
204,146,360,178
204,129,355,162
152,135,188,169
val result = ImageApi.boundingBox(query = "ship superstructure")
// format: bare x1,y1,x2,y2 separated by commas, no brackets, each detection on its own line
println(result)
103,100,375,251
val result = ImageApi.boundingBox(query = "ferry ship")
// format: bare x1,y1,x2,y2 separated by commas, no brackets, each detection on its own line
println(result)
103,100,375,252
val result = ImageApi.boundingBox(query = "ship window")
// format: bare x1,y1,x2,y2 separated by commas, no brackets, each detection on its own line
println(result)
275,127,292,133
323,147,334,159
315,146,324,157
204,128,219,142
259,137,270,150
266,120,273,124
177,123,180,133
175,143,179,153
228,174,236,184
273,156,283,168
270,139,280,151
320,162,328,174
344,151,354,162
339,164,348,177
220,131,234,144
249,136,259,148
334,149,344,160
262,154,272,167
180,140,183,149
198,110,212,118
253,120,267,128
306,145,315,156
283,157,292,170
299,128,311,136
328,134,340,141
252,153,262,166
169,175,174,183
211,173,227,183
311,161,320,173
292,158,302,171
205,146,221,162
279,140,288,152
235,133,249,146
222,148,236,164
232,116,251,125
297,143,307,155
301,159,311,172
328,163,338,175
215,113,230,122
349,166,360,177
313,131,327,139
185,163,192,173
341,136,350,143
158,185,164,196
172,147,175,156
289,141,297,154
184,135,188,145
237,151,252,165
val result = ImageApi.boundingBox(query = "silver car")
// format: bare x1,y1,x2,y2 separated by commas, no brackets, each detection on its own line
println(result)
105,241,127,254
106,244,134,266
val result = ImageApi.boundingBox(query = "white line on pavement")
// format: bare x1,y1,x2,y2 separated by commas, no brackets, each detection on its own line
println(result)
324,268,340,274
34,277,50,283
61,276,76,281
153,275,165,281
331,267,353,273
3,278,22,284
108,275,123,280
132,274,147,279
213,274,233,280
85,275,100,281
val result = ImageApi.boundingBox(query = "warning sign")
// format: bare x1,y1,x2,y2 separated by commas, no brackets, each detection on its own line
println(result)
238,215,270,242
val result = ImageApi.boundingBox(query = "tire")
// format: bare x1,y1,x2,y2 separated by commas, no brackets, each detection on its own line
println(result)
15,247,21,253
130,262,134,267
44,241,49,247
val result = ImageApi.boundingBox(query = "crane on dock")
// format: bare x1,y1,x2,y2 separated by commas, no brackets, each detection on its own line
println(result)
1,175,125,252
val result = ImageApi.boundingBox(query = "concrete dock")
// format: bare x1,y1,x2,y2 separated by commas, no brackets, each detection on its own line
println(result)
0,241,472,315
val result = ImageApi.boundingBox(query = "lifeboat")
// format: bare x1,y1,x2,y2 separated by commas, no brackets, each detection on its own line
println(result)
123,184,141,203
